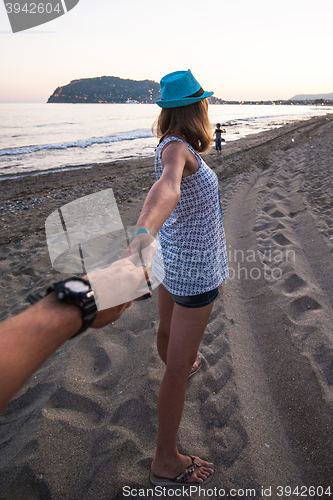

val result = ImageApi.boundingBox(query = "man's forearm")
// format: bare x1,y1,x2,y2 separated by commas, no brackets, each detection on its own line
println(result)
0,254,148,413
0,293,82,412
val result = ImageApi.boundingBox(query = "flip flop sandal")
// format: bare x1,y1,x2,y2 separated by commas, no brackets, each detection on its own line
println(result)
188,355,202,379
150,455,214,487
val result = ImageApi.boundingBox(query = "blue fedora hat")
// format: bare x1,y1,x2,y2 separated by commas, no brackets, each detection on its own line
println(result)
156,70,213,108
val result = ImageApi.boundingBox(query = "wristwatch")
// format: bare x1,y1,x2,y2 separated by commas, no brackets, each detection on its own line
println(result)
46,277,98,338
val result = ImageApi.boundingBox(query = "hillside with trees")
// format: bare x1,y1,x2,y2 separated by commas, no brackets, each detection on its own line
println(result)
47,76,161,103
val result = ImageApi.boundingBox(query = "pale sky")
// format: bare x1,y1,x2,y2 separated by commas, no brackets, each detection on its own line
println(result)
1,0,332,102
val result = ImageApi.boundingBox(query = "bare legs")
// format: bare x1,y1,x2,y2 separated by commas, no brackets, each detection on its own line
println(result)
151,285,214,483
156,286,202,373
156,284,174,364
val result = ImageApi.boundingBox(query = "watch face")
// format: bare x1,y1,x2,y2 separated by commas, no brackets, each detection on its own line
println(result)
64,280,90,293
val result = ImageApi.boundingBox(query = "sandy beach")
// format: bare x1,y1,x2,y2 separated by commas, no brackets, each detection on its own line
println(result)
1,114,333,499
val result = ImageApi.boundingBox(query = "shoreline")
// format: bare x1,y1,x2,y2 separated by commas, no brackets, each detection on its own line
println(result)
0,115,330,243
1,113,333,497
1,109,331,183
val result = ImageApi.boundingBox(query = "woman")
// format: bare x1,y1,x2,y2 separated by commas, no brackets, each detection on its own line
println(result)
132,70,229,485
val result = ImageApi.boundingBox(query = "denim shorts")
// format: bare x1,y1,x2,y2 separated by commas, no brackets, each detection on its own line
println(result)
170,287,219,308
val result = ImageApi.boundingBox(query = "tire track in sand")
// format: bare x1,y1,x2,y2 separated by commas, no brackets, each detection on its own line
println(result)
222,151,333,490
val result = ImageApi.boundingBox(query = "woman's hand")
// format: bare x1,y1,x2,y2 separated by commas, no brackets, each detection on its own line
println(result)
125,231,157,266
87,246,156,324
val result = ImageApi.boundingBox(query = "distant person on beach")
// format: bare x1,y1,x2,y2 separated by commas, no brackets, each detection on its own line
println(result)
213,123,226,153
130,70,229,485
0,256,154,414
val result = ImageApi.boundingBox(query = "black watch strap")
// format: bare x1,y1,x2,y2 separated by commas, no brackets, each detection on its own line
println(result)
46,277,98,338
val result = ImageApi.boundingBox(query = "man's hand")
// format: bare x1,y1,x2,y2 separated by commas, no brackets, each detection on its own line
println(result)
87,250,155,317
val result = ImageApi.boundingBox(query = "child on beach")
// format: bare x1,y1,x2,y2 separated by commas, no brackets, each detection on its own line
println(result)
131,70,229,485
213,123,226,152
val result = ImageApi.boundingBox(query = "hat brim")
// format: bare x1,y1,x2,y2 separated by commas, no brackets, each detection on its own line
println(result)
156,91,214,108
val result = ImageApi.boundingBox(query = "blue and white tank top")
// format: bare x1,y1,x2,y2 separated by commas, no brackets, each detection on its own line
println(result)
152,136,229,296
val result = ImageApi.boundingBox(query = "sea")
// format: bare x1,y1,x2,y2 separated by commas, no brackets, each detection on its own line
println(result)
0,103,332,181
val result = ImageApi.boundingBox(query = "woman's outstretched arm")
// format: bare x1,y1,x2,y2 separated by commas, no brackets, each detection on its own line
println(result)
136,141,188,231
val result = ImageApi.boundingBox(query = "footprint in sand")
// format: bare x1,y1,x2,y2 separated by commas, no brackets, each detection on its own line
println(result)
253,222,275,232
273,233,291,246
283,273,307,294
214,424,248,468
110,397,157,438
45,387,107,426
203,391,238,428
204,341,229,366
262,204,276,213
202,357,233,395
272,191,287,201
289,295,322,320
65,335,127,388
270,210,286,218
275,223,286,230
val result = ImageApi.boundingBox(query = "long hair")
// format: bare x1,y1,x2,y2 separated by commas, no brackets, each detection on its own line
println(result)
152,99,212,153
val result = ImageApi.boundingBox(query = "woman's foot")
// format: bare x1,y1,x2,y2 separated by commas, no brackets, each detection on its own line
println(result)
189,355,202,378
151,452,214,484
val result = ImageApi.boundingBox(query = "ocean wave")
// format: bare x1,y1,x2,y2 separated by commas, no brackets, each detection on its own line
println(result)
0,129,153,157
36,122,77,128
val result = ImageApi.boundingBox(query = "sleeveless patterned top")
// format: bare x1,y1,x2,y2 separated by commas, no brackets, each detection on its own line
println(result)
152,136,229,296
